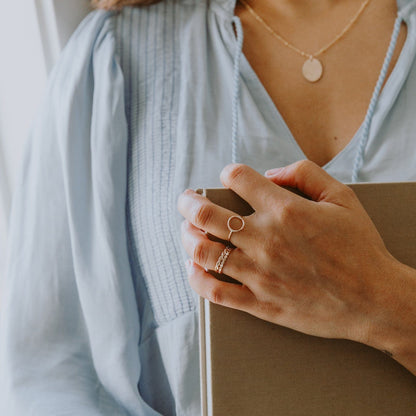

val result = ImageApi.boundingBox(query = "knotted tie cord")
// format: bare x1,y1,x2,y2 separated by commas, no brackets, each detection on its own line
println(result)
351,13,403,182
231,16,244,165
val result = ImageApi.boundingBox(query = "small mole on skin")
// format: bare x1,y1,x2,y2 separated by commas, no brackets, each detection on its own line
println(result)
333,136,338,141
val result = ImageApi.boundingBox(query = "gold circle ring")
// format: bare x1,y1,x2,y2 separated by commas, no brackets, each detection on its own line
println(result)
227,215,245,244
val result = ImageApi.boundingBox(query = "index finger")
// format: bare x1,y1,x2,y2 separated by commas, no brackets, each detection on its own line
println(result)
220,164,298,211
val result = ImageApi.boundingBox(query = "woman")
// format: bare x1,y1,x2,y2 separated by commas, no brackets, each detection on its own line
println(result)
0,0,415,414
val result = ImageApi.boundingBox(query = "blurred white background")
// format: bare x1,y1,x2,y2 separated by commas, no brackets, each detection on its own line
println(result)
0,0,91,281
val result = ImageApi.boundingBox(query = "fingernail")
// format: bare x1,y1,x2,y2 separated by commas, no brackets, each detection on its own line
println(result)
265,167,283,177
185,259,193,272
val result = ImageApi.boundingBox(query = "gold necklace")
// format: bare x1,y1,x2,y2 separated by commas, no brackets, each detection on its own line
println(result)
238,0,372,83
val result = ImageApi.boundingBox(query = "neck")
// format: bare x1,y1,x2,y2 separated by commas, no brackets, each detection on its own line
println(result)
241,0,364,19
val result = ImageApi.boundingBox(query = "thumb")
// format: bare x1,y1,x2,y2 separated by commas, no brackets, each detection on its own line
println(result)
265,160,349,204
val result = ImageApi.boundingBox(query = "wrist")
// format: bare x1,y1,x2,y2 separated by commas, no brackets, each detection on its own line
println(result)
365,257,416,374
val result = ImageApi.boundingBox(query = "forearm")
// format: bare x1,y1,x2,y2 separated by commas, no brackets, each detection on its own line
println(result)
366,259,416,375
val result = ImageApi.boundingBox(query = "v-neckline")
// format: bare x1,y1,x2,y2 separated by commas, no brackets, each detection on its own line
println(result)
229,2,413,171
238,52,364,170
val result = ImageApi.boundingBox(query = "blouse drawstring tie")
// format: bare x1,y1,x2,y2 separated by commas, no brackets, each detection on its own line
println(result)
231,16,244,164
351,13,403,182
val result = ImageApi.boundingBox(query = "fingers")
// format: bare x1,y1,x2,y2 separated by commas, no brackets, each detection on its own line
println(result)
220,163,297,211
265,160,354,205
185,260,256,312
181,220,255,285
177,189,254,249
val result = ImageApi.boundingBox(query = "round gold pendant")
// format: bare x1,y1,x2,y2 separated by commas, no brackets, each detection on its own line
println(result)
302,58,323,83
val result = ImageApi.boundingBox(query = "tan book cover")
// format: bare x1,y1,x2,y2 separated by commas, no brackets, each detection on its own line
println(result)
198,183,416,416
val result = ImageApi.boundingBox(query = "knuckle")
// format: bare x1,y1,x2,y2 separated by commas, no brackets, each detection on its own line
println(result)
342,184,357,200
279,201,298,223
261,238,281,267
223,163,248,186
193,241,208,267
192,203,214,228
257,299,284,322
293,159,314,175
206,285,224,305
332,183,357,205
253,266,269,288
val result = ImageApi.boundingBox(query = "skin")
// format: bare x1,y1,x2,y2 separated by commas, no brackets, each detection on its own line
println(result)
178,1,416,375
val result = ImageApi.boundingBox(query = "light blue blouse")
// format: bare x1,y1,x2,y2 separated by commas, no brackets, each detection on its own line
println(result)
1,0,416,415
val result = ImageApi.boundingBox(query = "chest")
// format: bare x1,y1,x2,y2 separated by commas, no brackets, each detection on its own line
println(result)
235,0,407,167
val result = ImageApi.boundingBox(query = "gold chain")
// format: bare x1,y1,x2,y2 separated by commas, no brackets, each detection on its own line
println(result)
238,0,372,60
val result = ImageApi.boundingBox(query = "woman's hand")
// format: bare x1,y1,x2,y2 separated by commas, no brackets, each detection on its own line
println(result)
177,161,416,368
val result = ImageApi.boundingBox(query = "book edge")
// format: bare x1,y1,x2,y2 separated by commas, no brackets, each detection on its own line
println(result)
199,296,208,416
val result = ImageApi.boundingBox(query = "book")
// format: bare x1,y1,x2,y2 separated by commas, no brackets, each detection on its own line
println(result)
198,183,416,416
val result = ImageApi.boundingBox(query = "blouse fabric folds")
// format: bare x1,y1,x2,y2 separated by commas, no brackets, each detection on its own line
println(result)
1,0,416,415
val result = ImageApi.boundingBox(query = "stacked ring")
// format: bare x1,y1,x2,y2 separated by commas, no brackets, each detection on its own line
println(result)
213,214,246,275
214,245,233,275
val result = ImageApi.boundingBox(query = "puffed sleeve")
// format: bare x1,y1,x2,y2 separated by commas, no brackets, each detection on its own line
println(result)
0,10,161,416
